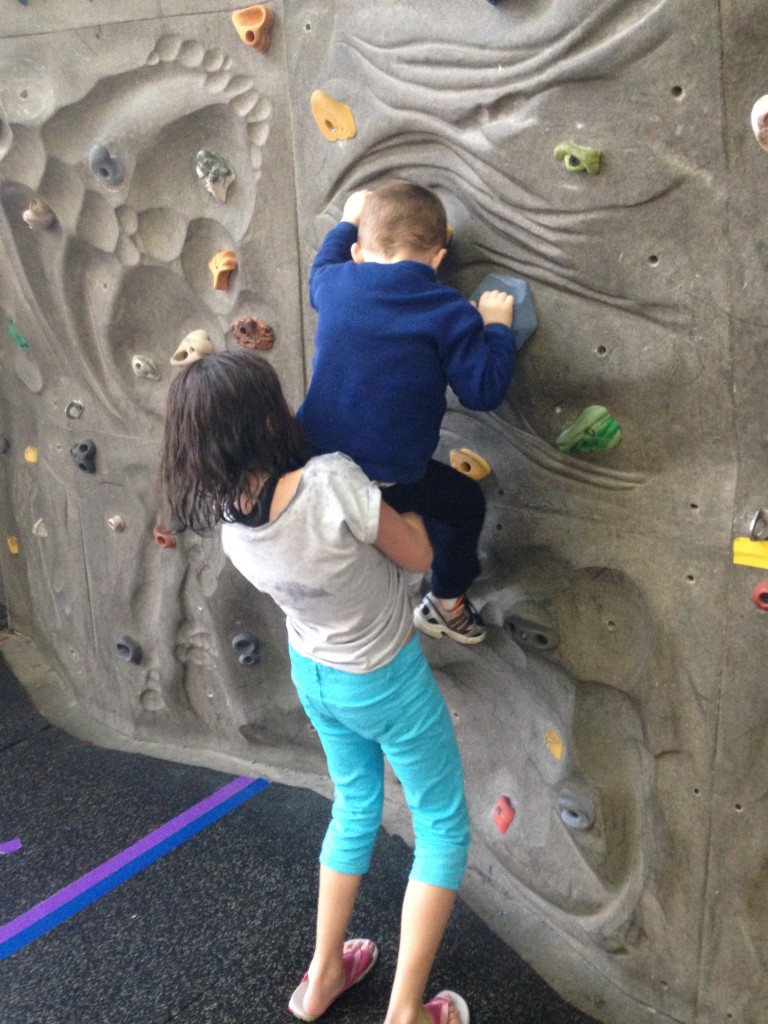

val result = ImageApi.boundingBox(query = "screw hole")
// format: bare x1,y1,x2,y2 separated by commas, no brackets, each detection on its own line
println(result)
495,523,502,531
690,503,699,510
735,803,743,812
606,620,616,631
671,85,684,99
596,345,607,357
693,787,700,795
686,574,695,583
648,254,659,266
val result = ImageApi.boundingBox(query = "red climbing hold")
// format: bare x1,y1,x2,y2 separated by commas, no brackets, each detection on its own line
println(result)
493,796,515,834
752,580,768,611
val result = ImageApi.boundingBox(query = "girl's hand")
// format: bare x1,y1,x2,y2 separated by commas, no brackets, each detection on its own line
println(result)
375,505,433,573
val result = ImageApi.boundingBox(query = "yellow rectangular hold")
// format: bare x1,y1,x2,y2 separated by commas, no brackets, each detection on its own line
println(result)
733,537,768,569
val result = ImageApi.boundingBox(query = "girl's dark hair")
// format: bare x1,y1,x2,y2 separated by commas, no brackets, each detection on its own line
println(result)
160,350,308,532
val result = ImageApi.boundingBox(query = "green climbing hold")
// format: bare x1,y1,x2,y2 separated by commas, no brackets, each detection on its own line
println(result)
556,405,621,453
8,319,29,349
554,141,602,175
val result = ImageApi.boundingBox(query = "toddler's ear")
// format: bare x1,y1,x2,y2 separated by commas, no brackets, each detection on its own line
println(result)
351,242,366,264
429,247,448,271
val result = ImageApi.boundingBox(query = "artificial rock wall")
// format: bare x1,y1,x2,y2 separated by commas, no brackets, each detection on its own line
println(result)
1,3,767,1023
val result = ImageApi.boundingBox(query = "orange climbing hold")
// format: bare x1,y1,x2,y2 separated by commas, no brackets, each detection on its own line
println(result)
545,729,564,761
153,524,177,549
493,796,515,835
449,448,491,481
231,5,274,52
7,536,19,555
310,90,357,142
209,250,238,291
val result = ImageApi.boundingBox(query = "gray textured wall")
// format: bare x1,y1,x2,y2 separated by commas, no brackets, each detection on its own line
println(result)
1,3,767,1022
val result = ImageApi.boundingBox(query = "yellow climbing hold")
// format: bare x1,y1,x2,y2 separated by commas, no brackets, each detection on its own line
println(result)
449,448,491,481
310,90,356,142
545,729,564,761
7,536,19,555
24,445,38,465
733,537,768,570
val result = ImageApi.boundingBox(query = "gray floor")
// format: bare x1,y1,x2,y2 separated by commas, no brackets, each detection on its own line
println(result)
0,649,597,1024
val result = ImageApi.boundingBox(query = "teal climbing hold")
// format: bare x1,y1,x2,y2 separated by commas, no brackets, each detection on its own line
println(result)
556,406,621,453
8,320,29,349
554,141,602,175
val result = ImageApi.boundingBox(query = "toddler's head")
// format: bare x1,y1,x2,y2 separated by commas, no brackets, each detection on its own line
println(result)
357,181,448,263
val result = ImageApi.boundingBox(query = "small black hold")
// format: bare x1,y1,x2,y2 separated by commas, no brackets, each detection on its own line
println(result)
115,634,142,665
232,632,261,666
70,439,96,473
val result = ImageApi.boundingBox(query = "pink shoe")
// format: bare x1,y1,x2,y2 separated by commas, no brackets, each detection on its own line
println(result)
424,989,471,1024
288,938,378,1021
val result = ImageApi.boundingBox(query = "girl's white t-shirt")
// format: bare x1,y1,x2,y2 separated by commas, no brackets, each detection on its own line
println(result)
221,452,413,674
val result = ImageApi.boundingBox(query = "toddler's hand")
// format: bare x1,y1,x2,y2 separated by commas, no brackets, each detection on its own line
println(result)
477,289,514,328
341,190,371,227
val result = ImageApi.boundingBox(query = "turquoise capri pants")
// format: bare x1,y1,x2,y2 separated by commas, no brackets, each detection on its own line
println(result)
289,633,470,891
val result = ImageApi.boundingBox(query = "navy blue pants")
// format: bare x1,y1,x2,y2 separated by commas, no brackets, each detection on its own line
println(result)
381,459,486,599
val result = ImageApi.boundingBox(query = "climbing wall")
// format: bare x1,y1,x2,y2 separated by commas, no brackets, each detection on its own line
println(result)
1,3,766,1022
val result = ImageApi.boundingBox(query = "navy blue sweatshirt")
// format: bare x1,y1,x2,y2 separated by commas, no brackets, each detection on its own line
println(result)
297,221,516,484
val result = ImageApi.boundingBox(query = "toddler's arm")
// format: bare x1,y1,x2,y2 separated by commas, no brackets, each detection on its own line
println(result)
375,506,433,574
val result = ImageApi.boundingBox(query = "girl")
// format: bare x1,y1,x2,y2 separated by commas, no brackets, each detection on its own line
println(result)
161,350,471,1024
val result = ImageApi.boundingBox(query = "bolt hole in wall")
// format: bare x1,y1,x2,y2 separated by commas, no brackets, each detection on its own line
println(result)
648,254,659,266
671,84,685,99
595,345,608,357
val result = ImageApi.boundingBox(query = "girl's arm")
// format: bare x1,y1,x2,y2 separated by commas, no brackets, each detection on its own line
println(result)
375,504,433,574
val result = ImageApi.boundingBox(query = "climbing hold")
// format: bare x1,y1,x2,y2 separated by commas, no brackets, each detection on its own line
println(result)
7,536,19,555
65,400,84,419
506,609,559,652
195,149,236,203
153,524,177,549
449,448,491,481
554,141,602,175
23,445,38,464
115,634,142,665
132,355,161,381
23,197,56,231
232,316,275,351
8,320,29,349
170,330,214,367
208,250,238,291
751,95,768,152
493,796,515,835
70,439,97,473
733,537,768,570
0,438,9,454
751,581,768,611
88,144,125,188
310,90,357,142
557,788,596,831
545,729,564,761
469,273,538,350
107,516,126,533
232,632,261,666
556,406,621,453
231,4,274,52
748,508,768,541
32,519,48,538
0,838,22,855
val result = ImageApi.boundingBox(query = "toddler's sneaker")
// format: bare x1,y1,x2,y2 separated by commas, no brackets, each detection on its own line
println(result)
414,593,486,645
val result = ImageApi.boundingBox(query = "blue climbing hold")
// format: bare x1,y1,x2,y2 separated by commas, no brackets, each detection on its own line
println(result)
470,273,537,350
89,144,125,188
